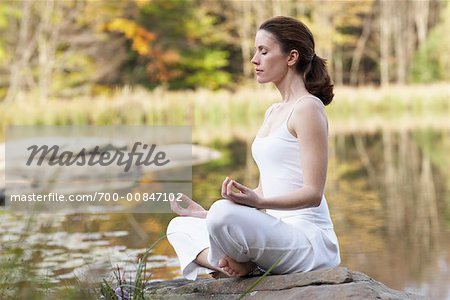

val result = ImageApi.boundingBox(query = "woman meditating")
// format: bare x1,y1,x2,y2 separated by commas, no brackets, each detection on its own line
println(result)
167,16,341,280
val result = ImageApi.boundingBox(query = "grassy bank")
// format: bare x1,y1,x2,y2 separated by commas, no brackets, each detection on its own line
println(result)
0,83,448,144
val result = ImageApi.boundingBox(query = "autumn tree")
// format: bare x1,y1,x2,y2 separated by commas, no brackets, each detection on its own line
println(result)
126,0,233,89
0,0,132,102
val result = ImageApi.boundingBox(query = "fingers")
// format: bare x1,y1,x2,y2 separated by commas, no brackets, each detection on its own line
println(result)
221,177,231,198
226,192,248,205
169,201,181,215
221,177,226,197
221,177,254,206
180,193,193,203
170,193,187,215
222,178,247,197
232,180,249,192
226,178,234,195
169,198,185,214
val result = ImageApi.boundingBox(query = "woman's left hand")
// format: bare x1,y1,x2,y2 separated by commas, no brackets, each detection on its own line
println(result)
222,177,264,208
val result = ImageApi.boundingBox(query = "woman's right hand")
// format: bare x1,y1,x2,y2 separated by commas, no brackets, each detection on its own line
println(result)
169,194,208,218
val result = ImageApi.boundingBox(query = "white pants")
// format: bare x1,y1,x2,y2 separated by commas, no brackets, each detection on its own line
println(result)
167,199,340,280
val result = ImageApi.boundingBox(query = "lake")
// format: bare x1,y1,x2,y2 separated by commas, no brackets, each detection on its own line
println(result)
0,114,449,299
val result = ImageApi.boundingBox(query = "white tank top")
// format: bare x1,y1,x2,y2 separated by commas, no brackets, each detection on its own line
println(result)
251,95,335,229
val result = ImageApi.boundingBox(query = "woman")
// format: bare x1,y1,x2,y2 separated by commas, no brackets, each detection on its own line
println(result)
167,16,340,280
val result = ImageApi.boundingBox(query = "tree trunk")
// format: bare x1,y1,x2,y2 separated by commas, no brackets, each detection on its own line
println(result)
334,48,344,86
296,1,306,17
4,0,34,103
234,1,253,78
38,0,60,104
393,0,409,84
271,0,283,16
379,0,391,87
313,1,333,77
414,0,429,46
350,11,373,86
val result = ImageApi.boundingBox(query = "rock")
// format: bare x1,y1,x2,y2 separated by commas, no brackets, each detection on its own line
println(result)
145,267,428,300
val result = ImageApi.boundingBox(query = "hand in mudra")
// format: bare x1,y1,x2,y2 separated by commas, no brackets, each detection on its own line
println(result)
169,194,208,218
221,177,264,208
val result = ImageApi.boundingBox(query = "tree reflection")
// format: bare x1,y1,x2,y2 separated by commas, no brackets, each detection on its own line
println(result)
327,129,449,296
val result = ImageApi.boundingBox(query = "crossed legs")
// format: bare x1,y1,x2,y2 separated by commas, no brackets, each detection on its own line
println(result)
167,199,316,280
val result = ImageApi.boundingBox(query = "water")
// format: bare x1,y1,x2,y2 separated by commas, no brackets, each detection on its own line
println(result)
1,127,449,299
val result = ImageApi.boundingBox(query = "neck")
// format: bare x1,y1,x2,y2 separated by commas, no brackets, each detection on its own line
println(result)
274,70,309,103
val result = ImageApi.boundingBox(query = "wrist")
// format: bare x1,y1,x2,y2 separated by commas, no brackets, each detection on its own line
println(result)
200,210,209,218
257,196,268,209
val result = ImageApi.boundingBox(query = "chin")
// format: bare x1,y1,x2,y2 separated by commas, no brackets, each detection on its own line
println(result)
256,77,270,84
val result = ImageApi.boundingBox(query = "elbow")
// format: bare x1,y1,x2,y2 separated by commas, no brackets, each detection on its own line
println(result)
303,185,324,208
311,192,323,207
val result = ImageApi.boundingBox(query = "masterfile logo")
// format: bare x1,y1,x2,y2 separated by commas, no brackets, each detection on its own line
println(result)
5,125,192,213
25,142,170,172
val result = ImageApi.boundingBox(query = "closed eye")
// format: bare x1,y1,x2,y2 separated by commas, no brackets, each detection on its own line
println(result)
254,46,268,56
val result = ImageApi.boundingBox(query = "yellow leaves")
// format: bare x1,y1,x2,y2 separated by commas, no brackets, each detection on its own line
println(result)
105,18,156,56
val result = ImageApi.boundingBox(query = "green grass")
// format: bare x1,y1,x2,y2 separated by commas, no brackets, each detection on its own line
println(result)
0,83,448,144
99,235,168,300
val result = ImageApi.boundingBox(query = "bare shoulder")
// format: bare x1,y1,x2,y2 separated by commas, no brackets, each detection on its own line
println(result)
295,96,326,113
289,96,328,137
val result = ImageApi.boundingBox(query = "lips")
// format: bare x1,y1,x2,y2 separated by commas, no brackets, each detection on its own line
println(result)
255,69,263,74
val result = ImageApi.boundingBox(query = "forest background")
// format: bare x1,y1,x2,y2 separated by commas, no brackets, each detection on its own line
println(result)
0,0,448,105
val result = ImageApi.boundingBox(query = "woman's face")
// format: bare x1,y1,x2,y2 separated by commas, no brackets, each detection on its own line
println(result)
251,30,289,85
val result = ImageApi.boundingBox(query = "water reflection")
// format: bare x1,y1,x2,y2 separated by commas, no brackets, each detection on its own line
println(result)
328,129,449,299
0,128,449,299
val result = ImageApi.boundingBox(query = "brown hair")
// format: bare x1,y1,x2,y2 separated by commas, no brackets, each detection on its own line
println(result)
259,16,334,105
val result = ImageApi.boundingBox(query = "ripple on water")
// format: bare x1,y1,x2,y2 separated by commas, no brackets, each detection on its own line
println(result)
0,212,178,285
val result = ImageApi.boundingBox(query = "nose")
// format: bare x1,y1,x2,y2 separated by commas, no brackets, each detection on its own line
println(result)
251,52,258,65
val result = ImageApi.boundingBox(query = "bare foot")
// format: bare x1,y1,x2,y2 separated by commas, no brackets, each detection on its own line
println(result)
210,271,230,279
218,256,256,277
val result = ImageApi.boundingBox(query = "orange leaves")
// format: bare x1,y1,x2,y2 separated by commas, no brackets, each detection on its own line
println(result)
105,17,181,83
146,47,181,83
105,18,156,56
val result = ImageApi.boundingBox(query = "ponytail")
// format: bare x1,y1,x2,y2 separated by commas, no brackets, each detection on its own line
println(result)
304,54,334,105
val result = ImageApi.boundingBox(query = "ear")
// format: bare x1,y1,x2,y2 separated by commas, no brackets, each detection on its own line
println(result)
287,49,299,67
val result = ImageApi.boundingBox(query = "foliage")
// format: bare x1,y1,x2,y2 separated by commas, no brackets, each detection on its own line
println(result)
0,0,132,100
410,2,450,83
105,18,156,56
130,0,232,89
0,0,448,99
